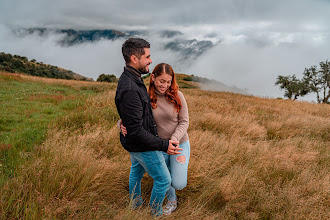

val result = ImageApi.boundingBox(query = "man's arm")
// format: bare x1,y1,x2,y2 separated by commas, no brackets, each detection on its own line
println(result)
119,90,169,152
119,120,182,155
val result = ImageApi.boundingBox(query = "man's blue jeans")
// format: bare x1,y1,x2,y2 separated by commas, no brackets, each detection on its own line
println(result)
129,150,171,215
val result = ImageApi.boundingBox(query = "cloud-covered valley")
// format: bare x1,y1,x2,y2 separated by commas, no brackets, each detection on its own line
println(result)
1,0,329,101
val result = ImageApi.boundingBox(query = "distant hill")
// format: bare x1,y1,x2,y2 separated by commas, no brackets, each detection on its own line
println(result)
19,28,127,46
0,52,92,81
178,74,248,94
16,28,218,59
143,73,249,95
58,29,126,46
0,51,247,93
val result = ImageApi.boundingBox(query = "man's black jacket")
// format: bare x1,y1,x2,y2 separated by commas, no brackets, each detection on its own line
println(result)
115,66,169,152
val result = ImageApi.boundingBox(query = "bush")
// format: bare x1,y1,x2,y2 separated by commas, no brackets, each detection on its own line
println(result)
97,74,117,83
183,76,193,81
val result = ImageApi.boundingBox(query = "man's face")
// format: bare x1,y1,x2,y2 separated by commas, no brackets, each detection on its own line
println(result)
136,48,152,74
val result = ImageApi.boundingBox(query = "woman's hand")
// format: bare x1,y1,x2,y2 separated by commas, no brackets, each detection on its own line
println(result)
167,140,182,155
120,121,127,136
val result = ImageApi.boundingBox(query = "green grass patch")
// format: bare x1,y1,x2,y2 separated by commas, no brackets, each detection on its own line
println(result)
0,75,98,185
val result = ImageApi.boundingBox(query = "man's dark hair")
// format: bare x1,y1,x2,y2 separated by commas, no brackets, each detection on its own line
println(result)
122,38,150,64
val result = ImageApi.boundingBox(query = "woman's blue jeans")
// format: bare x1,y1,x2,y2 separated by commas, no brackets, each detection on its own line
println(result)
129,150,171,215
162,140,190,202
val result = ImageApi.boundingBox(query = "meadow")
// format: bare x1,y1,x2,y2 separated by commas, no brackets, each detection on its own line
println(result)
0,72,329,219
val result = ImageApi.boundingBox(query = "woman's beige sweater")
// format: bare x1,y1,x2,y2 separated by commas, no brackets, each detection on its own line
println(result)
152,90,189,144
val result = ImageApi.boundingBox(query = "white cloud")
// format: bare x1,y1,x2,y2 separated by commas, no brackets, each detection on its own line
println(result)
0,25,125,79
1,0,329,102
186,37,330,100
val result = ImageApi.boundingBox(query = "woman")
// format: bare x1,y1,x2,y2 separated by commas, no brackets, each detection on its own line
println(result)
120,63,190,215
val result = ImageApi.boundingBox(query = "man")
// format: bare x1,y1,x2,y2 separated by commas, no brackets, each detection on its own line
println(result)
115,38,181,216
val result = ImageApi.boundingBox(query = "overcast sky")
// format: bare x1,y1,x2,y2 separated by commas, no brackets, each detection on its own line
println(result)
1,0,329,101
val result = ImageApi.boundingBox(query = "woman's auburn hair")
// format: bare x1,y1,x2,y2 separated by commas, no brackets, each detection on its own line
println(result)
148,63,182,113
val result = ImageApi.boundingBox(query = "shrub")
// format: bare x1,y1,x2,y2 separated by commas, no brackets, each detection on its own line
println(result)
97,74,117,83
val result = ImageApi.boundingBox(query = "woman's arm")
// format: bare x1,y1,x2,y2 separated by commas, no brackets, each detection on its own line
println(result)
117,119,127,136
171,91,189,142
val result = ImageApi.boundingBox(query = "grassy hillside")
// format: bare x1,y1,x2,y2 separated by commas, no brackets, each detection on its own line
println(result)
0,72,329,219
0,52,92,81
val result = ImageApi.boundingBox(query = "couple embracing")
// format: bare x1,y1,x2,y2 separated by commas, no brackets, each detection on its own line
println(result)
115,38,190,216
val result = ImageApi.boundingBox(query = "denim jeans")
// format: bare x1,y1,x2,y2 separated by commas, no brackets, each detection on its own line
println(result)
162,140,190,202
129,150,171,215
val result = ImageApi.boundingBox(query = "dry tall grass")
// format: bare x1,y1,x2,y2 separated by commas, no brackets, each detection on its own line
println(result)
1,74,329,219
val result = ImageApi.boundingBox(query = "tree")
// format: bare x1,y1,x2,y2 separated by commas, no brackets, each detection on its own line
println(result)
275,75,309,100
319,60,330,103
276,59,330,104
303,66,322,103
97,74,117,83
303,60,330,103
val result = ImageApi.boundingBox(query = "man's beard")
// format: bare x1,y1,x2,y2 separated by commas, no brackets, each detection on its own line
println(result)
138,65,149,75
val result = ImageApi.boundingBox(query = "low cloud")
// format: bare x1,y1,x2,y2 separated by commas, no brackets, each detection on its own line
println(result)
1,23,329,102
0,26,196,80
0,25,125,79
186,36,330,100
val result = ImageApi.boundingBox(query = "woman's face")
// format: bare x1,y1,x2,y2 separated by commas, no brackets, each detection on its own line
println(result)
152,73,173,94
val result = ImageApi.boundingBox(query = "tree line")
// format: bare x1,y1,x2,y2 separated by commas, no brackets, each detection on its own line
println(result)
275,60,330,104
0,52,90,81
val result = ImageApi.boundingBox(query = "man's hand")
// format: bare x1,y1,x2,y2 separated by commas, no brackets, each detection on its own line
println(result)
167,140,182,155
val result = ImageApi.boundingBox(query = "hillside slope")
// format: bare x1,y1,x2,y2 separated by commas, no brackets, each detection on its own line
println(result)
0,52,92,81
0,72,329,219
144,73,248,94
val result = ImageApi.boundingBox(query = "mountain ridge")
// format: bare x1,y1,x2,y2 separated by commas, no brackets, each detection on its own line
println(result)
15,28,218,59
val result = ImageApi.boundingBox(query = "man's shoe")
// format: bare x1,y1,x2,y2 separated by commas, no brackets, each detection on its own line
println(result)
163,200,177,215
